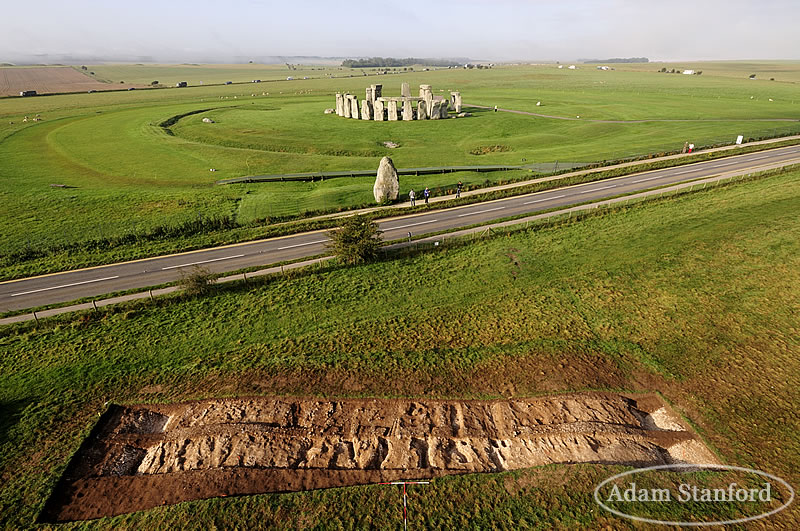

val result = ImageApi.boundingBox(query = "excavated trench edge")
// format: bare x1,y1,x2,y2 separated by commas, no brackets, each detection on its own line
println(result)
40,392,718,522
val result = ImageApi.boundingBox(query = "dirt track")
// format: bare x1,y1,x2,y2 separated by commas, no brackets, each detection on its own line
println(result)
42,392,718,522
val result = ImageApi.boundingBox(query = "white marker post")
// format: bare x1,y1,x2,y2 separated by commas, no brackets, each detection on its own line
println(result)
379,480,430,531
736,135,744,145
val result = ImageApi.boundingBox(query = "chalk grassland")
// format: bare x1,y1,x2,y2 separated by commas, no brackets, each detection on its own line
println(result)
0,67,132,97
1,63,799,277
84,63,352,86
0,173,798,528
615,60,800,83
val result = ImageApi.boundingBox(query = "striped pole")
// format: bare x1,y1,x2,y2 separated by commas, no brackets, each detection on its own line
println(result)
378,481,430,530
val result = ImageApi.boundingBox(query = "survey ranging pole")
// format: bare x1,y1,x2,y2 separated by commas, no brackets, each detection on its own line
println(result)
379,480,430,531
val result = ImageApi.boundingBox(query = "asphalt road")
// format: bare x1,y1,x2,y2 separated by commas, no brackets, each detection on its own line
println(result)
2,145,799,312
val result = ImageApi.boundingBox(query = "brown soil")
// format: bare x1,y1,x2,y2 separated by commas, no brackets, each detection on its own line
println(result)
41,392,717,522
0,67,138,96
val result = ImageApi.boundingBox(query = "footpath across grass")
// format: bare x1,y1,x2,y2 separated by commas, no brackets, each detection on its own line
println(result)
0,170,798,528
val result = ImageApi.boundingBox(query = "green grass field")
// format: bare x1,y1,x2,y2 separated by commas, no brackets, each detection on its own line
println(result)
1,170,798,528
1,62,799,277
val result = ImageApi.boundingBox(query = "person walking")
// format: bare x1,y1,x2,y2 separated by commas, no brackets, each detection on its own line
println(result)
456,181,463,198
423,187,430,204
409,189,416,207
494,105,498,112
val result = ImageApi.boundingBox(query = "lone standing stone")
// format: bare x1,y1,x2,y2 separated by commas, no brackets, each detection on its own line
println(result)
374,156,400,203
401,82,410,97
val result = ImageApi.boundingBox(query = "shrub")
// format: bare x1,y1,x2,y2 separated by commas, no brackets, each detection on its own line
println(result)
326,216,382,265
179,266,215,296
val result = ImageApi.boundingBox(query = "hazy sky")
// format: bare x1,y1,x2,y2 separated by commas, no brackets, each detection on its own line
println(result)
3,0,799,63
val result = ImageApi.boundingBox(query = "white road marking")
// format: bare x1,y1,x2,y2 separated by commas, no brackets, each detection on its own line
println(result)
276,239,328,250
711,161,739,167
524,194,566,205
161,254,245,270
457,206,506,217
674,168,698,174
579,184,616,194
631,175,665,183
746,154,771,161
11,276,120,297
387,219,439,230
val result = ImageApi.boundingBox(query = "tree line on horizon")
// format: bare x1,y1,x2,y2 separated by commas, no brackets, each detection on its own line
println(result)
581,57,649,63
341,57,464,68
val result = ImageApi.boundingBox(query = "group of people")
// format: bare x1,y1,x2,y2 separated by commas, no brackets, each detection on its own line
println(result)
408,181,463,207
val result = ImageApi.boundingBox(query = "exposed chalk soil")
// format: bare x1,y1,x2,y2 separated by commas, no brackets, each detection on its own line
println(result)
41,392,717,522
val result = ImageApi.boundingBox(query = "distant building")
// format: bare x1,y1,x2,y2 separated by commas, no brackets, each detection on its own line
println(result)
19,90,37,97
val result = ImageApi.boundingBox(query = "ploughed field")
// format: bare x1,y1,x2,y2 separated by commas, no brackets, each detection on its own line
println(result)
1,62,799,278
0,66,133,97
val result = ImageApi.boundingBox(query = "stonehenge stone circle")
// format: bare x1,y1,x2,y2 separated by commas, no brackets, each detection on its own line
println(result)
374,156,400,203
330,83,461,122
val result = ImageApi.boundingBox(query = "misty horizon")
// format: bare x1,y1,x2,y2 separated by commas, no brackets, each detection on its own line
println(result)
2,0,799,65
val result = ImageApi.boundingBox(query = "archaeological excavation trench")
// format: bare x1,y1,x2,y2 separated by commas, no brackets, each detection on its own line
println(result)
41,392,718,521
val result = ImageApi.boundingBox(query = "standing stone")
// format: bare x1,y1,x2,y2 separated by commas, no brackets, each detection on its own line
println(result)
335,93,344,116
374,99,385,121
374,156,400,203
419,85,433,118
439,99,449,119
451,91,462,113
430,100,441,120
350,96,360,119
402,99,414,121
361,99,373,120
416,100,427,120
401,82,410,97
343,94,352,118
387,100,398,121
365,86,374,103
373,84,383,99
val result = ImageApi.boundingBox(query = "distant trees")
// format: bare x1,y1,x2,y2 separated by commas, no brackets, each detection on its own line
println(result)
342,57,462,68
583,57,649,64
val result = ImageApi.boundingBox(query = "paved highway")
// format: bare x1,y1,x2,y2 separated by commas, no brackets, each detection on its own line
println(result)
2,145,799,312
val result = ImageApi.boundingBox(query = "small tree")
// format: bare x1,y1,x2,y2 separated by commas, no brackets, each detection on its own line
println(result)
327,216,383,265
179,266,215,296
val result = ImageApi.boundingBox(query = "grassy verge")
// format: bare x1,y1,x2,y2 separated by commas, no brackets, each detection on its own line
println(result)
1,169,798,528
4,139,800,282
